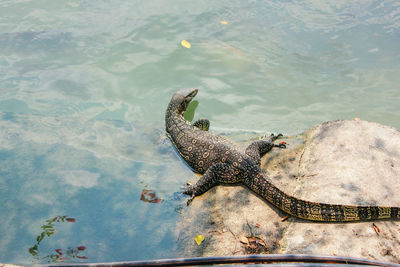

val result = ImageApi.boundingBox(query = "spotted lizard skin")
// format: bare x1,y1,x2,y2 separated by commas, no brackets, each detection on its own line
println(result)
165,88,400,222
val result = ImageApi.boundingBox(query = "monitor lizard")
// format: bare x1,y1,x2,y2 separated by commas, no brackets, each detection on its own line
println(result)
165,88,400,222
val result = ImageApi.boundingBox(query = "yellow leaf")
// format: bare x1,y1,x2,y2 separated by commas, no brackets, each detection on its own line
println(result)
354,117,360,121
181,40,191,48
195,234,205,245
221,20,228,25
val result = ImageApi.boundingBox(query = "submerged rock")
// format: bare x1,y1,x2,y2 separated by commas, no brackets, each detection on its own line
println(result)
176,120,400,264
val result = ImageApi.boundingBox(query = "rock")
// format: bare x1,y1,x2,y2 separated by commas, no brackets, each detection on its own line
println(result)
175,120,400,264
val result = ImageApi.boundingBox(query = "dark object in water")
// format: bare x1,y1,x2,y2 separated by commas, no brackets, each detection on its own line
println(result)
140,189,162,203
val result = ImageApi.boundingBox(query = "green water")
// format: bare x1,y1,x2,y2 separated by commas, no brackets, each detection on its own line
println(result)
0,0,399,264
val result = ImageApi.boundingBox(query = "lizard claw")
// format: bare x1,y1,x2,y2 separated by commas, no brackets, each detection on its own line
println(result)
187,194,195,206
270,134,286,148
274,141,287,149
183,184,194,196
270,133,283,141
180,182,192,191
183,183,196,205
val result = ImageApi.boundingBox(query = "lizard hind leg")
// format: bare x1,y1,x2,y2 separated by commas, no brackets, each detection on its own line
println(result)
183,163,239,204
193,118,210,131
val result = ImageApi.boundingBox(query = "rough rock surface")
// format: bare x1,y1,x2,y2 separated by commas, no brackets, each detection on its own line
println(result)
175,120,400,264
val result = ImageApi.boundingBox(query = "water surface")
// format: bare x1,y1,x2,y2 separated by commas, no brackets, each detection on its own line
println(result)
0,0,399,264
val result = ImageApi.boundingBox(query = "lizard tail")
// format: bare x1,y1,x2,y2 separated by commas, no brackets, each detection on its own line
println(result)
248,173,400,222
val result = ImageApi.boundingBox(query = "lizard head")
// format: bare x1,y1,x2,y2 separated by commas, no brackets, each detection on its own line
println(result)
172,88,198,114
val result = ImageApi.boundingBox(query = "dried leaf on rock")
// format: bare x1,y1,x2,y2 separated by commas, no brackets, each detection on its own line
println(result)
239,236,249,245
244,236,268,254
372,223,380,235
281,215,289,222
195,234,205,245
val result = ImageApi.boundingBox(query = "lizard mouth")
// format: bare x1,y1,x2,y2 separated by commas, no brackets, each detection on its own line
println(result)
183,88,198,108
185,88,198,99
176,87,198,98
182,88,199,113
173,88,199,113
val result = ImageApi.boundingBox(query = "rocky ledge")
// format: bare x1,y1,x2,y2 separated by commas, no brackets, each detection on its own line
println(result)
176,120,400,264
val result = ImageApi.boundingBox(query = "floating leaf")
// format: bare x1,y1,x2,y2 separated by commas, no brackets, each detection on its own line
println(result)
77,256,88,259
220,20,228,25
66,218,76,223
140,189,162,203
194,234,205,245
181,40,191,48
37,232,45,243
29,245,38,256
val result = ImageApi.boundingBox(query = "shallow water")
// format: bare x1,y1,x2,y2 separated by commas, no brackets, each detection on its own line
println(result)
0,0,399,264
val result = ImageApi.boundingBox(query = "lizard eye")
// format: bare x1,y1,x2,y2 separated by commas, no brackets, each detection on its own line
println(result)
184,98,191,107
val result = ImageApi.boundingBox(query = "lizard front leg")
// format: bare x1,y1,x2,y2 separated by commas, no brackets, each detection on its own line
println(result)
184,163,238,204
